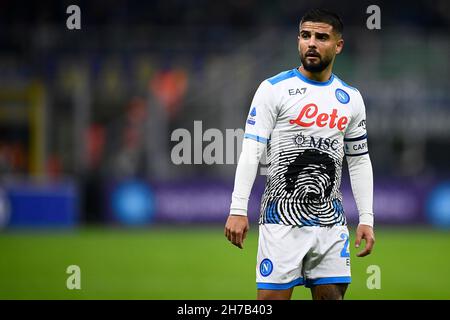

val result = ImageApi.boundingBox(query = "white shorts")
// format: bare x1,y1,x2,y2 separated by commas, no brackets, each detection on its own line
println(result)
256,224,351,290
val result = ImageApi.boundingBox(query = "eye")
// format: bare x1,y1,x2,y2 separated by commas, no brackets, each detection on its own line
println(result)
316,34,329,41
301,33,310,39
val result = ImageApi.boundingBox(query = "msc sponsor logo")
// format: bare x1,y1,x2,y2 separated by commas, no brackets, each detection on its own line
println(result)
293,133,340,151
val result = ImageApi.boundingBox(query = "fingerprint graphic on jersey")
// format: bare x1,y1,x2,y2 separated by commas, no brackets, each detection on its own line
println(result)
284,149,336,201
259,140,346,227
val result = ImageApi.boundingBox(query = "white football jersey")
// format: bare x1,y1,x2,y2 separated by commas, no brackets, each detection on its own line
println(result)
244,67,368,227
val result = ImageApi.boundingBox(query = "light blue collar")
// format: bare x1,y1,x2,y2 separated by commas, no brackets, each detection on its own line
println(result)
293,67,335,86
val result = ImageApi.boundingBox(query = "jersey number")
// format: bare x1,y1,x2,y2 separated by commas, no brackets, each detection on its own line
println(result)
340,233,350,258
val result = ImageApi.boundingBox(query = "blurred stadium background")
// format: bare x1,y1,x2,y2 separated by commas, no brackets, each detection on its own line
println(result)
0,0,450,299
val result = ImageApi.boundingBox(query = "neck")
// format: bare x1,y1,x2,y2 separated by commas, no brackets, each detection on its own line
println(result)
298,64,333,83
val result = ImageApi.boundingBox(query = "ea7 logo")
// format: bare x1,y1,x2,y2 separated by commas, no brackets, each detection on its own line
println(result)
288,88,307,96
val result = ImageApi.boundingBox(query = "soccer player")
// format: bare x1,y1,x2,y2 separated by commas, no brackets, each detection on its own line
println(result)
224,9,375,300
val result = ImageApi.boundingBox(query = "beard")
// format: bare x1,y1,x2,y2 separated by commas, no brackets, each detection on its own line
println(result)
300,50,333,72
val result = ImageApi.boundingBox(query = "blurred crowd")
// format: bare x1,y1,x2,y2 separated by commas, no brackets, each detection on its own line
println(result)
0,0,449,183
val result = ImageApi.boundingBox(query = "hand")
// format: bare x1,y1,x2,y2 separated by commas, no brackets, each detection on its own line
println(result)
224,215,249,249
355,224,375,257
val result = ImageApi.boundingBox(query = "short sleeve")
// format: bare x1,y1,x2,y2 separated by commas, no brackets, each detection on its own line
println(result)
243,80,278,144
344,92,369,156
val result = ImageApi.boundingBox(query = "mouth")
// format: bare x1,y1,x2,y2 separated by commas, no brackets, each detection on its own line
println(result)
305,56,320,63
305,50,320,58
306,53,320,59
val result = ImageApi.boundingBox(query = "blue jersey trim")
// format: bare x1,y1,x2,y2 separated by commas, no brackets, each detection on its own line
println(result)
244,133,268,144
293,67,335,86
344,134,367,142
335,76,358,92
305,277,352,288
305,276,352,288
257,277,304,290
267,70,297,85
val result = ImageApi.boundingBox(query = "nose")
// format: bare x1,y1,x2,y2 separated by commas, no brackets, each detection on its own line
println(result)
307,36,317,48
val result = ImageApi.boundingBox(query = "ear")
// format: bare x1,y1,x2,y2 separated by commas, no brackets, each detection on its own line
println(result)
335,38,344,55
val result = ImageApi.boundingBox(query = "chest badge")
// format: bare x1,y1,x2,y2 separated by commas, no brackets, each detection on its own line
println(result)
335,88,350,104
